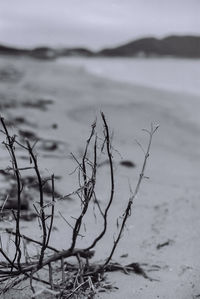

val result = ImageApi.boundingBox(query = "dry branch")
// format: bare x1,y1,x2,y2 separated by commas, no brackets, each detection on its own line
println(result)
0,115,158,297
0,117,22,269
104,123,159,266
70,122,96,251
26,140,47,267
86,112,115,251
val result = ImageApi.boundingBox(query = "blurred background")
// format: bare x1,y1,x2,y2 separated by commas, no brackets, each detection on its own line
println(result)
1,0,200,94
0,0,200,49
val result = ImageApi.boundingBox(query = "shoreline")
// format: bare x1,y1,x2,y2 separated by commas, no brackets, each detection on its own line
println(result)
56,56,200,98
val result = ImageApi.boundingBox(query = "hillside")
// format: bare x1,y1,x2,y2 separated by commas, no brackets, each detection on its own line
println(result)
1,35,200,59
98,35,200,58
0,45,94,59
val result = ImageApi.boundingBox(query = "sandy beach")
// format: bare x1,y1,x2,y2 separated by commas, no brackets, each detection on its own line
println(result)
0,55,200,299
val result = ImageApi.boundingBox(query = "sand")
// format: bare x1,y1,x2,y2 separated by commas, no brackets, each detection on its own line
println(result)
0,55,200,299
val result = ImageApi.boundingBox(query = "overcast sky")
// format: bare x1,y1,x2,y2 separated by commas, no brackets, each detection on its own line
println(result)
0,0,199,49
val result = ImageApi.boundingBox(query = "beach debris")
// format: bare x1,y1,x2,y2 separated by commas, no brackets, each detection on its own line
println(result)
120,160,136,168
19,129,38,140
52,123,58,129
0,65,24,83
40,140,58,151
120,253,128,258
156,239,174,250
0,184,30,211
22,98,53,111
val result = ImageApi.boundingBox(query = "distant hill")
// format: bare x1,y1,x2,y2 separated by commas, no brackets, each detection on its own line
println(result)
1,35,200,59
0,45,29,56
98,36,200,58
0,45,94,59
58,48,94,57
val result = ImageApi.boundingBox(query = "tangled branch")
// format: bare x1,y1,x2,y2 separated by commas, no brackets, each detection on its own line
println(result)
0,115,158,297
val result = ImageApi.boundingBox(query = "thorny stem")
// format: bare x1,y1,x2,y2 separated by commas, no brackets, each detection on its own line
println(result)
86,112,114,250
0,115,158,296
0,117,22,270
70,122,96,251
45,174,55,248
5,229,58,253
104,124,159,266
26,140,47,267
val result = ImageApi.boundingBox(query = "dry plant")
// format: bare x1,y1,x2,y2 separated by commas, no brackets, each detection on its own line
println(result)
0,113,158,298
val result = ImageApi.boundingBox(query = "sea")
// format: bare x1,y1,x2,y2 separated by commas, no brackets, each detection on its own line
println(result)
57,57,200,97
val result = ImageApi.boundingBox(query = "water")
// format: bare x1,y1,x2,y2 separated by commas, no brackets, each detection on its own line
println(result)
57,57,200,97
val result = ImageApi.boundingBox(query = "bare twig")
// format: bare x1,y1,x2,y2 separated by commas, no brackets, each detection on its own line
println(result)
70,122,96,251
104,124,159,266
5,229,58,253
45,174,55,248
49,263,53,289
66,279,89,299
26,140,47,267
0,117,22,269
86,112,114,250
